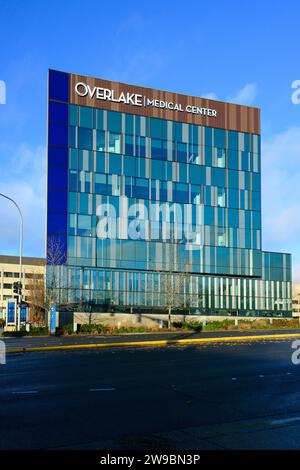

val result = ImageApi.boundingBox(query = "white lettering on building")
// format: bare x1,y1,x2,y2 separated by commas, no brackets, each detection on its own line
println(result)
75,82,143,107
75,82,217,117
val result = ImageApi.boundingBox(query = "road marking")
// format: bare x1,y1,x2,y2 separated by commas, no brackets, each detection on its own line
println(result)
12,390,38,395
232,377,237,381
259,375,265,378
271,416,300,425
89,388,116,392
286,372,292,375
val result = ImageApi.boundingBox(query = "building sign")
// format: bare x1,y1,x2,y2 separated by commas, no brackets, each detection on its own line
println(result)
75,82,217,118
70,73,261,134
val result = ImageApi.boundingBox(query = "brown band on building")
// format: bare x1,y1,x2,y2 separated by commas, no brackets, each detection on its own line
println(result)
70,74,260,135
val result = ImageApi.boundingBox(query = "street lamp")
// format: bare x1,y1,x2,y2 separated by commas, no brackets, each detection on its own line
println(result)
0,193,23,330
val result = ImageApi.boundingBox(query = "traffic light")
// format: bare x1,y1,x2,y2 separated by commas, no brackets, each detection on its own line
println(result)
13,281,22,299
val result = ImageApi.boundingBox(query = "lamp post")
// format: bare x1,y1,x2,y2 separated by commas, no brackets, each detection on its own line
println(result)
0,193,23,330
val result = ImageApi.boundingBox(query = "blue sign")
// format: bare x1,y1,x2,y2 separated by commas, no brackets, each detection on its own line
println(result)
50,303,56,334
20,304,27,324
7,301,15,324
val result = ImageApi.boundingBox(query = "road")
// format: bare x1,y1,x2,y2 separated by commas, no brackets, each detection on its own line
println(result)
1,338,300,449
3,328,300,351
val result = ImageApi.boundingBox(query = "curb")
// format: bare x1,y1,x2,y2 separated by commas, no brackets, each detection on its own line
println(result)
6,332,300,353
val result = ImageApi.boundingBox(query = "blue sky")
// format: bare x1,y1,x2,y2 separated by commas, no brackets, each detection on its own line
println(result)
0,0,300,279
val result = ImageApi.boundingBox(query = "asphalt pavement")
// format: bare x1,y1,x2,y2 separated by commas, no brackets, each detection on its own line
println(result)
1,337,300,449
2,328,300,351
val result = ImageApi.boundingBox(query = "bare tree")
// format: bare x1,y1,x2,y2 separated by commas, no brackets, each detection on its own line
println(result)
46,236,66,309
25,272,46,325
162,272,186,329
25,238,65,327
161,254,193,329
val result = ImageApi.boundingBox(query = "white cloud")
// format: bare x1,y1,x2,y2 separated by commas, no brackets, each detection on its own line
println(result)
228,83,257,105
103,13,165,85
201,92,218,100
201,83,257,106
0,143,46,258
261,127,300,282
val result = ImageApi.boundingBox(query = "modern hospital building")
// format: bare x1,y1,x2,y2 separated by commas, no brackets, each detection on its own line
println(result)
47,70,292,317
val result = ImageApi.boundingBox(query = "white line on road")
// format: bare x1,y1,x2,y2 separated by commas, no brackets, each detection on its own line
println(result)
12,391,39,395
89,388,116,392
231,378,237,381
259,375,265,378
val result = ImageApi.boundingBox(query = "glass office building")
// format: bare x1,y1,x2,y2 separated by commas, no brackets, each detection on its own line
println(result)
47,69,292,316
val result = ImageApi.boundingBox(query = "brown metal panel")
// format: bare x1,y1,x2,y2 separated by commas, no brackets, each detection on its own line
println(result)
69,74,260,135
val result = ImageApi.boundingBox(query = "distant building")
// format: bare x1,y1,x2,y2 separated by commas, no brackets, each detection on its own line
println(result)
0,255,46,321
292,284,300,317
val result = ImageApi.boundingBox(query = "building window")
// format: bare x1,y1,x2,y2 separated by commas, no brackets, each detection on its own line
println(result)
96,130,106,152
216,148,226,168
177,142,187,163
217,229,226,247
108,133,122,154
25,273,44,279
78,127,93,150
217,187,226,207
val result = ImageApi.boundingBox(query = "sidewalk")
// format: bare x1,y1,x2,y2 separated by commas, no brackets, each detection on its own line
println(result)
3,328,300,353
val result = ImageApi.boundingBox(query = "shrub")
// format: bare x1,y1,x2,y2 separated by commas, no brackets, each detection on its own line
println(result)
203,320,235,331
79,324,94,334
252,319,268,329
28,327,48,336
2,330,25,337
96,324,109,334
272,319,296,328
2,326,49,337
182,321,203,332
62,324,74,335
172,322,183,329
236,321,253,330
79,323,109,334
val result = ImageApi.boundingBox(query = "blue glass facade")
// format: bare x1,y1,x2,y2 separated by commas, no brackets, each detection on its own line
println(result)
47,70,292,316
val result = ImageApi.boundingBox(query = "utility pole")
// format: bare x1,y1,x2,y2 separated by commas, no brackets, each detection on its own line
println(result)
0,193,23,330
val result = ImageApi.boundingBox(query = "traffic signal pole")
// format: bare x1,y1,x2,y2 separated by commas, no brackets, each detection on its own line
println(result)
0,193,23,331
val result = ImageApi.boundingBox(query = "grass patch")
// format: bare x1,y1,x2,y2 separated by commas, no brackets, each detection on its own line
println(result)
201,318,299,331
